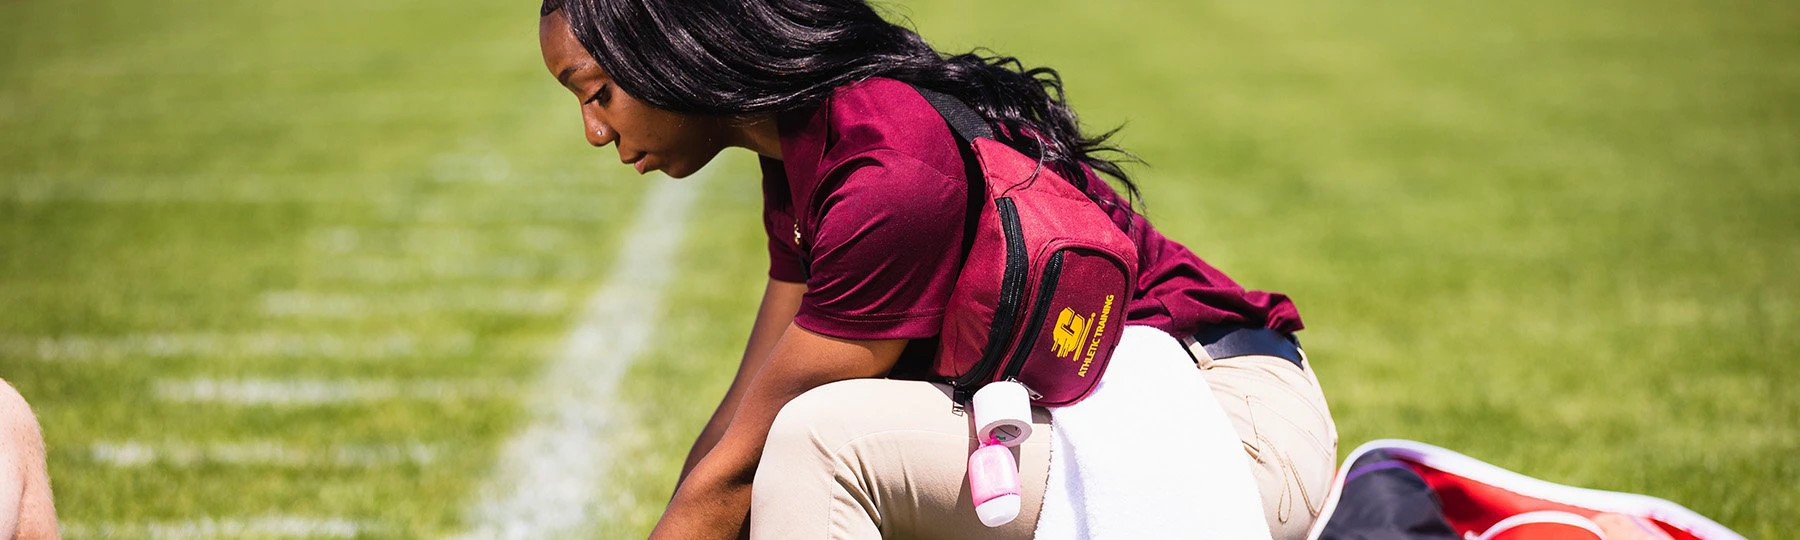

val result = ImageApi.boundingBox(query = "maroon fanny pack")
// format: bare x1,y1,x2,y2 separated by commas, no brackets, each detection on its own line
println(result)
915,87,1139,407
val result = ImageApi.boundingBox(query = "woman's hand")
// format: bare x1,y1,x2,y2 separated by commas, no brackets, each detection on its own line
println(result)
650,323,906,539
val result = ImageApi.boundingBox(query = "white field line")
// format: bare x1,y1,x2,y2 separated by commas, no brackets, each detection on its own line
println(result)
260,289,569,317
0,331,474,362
457,176,700,538
154,378,515,406
89,440,441,468
61,516,371,539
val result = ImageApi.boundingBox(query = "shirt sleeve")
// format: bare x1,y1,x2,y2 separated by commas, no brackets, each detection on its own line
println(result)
793,150,967,341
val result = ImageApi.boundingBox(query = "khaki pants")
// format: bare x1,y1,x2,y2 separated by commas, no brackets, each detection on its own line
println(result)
749,338,1338,539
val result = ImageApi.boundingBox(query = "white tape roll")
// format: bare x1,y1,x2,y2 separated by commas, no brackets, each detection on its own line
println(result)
972,381,1034,447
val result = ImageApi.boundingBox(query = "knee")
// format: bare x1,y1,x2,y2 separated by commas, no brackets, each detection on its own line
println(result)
765,379,874,456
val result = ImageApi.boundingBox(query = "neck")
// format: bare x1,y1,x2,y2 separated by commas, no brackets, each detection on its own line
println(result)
733,114,783,160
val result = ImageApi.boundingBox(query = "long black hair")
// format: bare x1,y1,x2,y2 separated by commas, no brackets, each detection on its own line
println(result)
542,0,1142,203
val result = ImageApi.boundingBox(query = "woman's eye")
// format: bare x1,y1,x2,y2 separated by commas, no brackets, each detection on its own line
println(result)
584,84,610,106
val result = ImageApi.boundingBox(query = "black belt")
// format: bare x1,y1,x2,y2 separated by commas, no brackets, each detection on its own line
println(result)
1192,326,1305,369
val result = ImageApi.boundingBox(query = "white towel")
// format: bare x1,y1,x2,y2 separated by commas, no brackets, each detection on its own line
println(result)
1033,326,1272,539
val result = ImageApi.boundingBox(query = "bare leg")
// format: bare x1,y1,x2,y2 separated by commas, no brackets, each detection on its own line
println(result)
0,380,57,540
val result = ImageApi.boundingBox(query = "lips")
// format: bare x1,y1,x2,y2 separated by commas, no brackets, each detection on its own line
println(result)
623,151,652,174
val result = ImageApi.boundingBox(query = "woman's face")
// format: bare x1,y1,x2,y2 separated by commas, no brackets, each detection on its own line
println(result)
538,12,737,178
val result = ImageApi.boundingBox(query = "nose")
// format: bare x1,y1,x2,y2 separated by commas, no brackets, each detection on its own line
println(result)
583,111,616,147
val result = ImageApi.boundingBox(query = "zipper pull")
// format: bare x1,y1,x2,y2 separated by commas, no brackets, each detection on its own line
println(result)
953,384,975,405
1004,377,1043,400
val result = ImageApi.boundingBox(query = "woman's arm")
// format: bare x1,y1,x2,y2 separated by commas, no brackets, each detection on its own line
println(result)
676,278,807,485
650,323,906,539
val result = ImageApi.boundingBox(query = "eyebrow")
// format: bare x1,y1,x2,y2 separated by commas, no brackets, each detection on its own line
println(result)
556,61,594,88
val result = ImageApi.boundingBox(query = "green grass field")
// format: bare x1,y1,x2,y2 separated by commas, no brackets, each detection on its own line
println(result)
3,0,1795,537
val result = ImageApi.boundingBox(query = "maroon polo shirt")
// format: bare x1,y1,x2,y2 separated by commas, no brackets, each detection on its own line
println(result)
761,78,1301,373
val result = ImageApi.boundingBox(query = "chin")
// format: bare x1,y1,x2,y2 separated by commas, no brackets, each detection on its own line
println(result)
661,156,715,179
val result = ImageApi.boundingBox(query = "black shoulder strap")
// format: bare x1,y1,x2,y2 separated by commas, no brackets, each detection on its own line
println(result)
913,85,1091,194
914,86,996,142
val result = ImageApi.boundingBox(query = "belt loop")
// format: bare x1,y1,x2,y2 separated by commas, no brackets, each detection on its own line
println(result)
1180,334,1216,369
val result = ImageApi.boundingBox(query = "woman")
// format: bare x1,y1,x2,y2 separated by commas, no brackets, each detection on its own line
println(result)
537,0,1337,537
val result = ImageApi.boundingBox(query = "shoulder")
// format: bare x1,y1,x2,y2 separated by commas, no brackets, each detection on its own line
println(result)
819,149,962,210
824,77,944,135
815,77,964,183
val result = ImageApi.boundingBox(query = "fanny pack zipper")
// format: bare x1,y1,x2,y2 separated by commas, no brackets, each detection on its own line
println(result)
1000,250,1064,382
954,197,1028,396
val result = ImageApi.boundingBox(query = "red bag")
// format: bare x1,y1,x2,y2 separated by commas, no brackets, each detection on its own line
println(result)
915,87,1139,407
1309,439,1743,540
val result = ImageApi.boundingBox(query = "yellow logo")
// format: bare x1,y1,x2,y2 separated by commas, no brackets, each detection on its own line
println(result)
1051,307,1093,359
1078,295,1115,377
